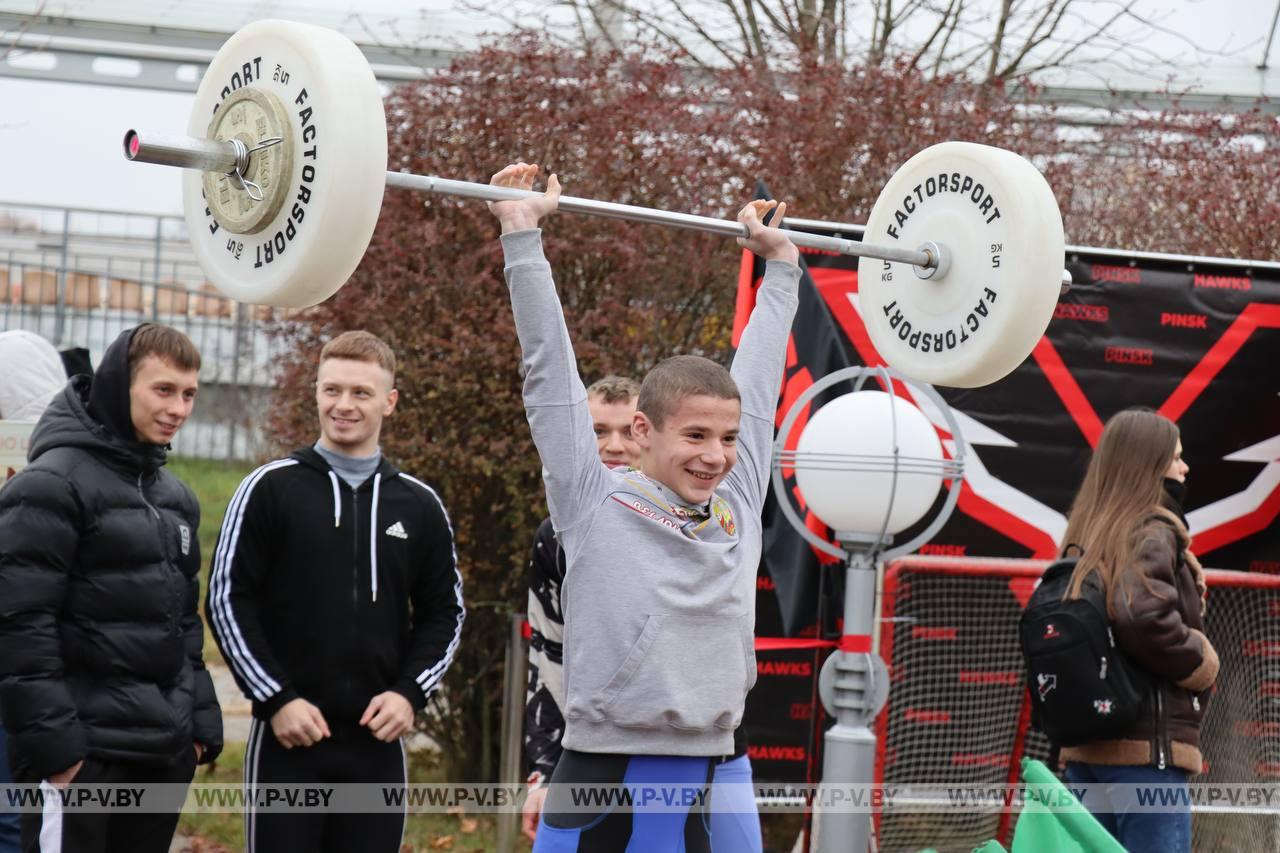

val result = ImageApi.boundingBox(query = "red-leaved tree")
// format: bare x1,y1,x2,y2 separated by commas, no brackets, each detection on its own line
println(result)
265,38,1276,780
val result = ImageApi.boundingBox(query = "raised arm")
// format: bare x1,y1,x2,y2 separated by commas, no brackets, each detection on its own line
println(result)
725,200,802,509
490,164,610,530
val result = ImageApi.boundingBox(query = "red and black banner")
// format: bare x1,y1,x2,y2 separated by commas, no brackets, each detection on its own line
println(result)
738,220,1280,783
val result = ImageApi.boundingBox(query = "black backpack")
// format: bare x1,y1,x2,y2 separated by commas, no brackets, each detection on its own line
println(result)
1018,558,1150,746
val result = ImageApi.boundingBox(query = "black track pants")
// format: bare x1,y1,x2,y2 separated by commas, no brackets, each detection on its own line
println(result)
244,719,407,853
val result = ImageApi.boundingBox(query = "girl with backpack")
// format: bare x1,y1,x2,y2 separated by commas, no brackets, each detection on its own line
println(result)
1056,407,1218,852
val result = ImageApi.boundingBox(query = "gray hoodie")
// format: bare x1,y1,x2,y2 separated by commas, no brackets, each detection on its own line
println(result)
502,230,800,756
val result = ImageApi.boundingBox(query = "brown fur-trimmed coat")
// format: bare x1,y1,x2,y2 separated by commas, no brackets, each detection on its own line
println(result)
1060,518,1219,775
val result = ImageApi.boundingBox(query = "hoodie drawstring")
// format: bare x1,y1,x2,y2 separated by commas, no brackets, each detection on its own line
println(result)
328,471,341,528
370,473,382,602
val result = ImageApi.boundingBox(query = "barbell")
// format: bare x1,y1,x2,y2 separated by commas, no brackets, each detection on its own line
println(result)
122,18,1069,388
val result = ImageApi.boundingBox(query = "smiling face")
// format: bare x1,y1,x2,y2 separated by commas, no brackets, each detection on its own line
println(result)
590,393,640,469
315,357,398,457
633,394,741,505
129,355,198,445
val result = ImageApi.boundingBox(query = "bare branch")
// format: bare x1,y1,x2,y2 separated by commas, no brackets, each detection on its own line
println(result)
717,0,759,60
621,10,725,71
665,3,752,66
985,0,1014,82
2,0,51,63
998,1,1133,80
585,0,625,53
906,0,960,73
997,0,1073,75
441,0,1226,91
931,0,965,76
741,0,769,60
871,0,895,66
753,0,797,42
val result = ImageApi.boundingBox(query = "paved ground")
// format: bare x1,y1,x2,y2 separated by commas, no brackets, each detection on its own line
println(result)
208,661,252,743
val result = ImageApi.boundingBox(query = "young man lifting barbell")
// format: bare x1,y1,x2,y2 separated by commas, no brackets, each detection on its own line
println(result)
489,162,798,851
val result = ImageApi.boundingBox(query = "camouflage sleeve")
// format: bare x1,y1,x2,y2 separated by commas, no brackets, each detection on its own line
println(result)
524,517,566,780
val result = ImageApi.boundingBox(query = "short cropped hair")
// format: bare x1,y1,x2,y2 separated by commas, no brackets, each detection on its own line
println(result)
637,355,740,429
128,324,201,381
586,375,640,404
320,331,396,381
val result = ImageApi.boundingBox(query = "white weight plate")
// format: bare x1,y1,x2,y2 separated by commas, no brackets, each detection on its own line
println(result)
857,142,1064,387
182,20,387,308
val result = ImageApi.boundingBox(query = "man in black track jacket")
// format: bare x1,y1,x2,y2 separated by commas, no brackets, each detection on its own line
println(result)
0,324,222,853
208,330,464,853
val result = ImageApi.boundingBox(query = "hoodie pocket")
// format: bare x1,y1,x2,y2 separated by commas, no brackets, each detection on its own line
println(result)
595,614,751,731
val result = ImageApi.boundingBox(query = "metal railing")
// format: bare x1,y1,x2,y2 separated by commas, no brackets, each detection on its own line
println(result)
0,200,283,461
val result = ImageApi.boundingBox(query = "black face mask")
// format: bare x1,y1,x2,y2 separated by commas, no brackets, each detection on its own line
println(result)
1162,477,1188,525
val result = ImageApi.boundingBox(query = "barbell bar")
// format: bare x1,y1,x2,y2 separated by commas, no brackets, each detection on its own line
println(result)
125,130,939,268
120,18,1070,388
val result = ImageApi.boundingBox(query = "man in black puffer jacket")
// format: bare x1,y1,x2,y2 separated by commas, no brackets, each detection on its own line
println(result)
0,324,222,853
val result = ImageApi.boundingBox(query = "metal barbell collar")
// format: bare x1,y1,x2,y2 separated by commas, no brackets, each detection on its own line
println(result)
124,130,283,202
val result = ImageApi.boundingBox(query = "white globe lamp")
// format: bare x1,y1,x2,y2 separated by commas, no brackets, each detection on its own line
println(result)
794,390,945,535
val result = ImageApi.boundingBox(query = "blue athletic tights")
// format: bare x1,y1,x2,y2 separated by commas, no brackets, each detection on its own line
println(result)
533,750,762,853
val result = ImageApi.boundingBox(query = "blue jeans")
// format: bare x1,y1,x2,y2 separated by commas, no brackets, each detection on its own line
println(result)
1064,761,1191,853
0,725,20,853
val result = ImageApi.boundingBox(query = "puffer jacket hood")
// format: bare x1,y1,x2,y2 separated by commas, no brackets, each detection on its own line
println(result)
29,326,166,475
88,325,139,442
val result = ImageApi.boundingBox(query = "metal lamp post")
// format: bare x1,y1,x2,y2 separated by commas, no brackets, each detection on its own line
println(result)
771,366,967,853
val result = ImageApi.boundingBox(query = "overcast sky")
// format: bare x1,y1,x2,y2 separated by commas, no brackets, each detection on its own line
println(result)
0,0,1276,217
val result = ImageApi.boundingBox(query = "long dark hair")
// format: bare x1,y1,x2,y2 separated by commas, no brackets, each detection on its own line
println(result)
1060,408,1191,615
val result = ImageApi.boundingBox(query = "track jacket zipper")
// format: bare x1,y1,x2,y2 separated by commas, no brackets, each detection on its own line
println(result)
351,487,360,609
329,470,384,604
